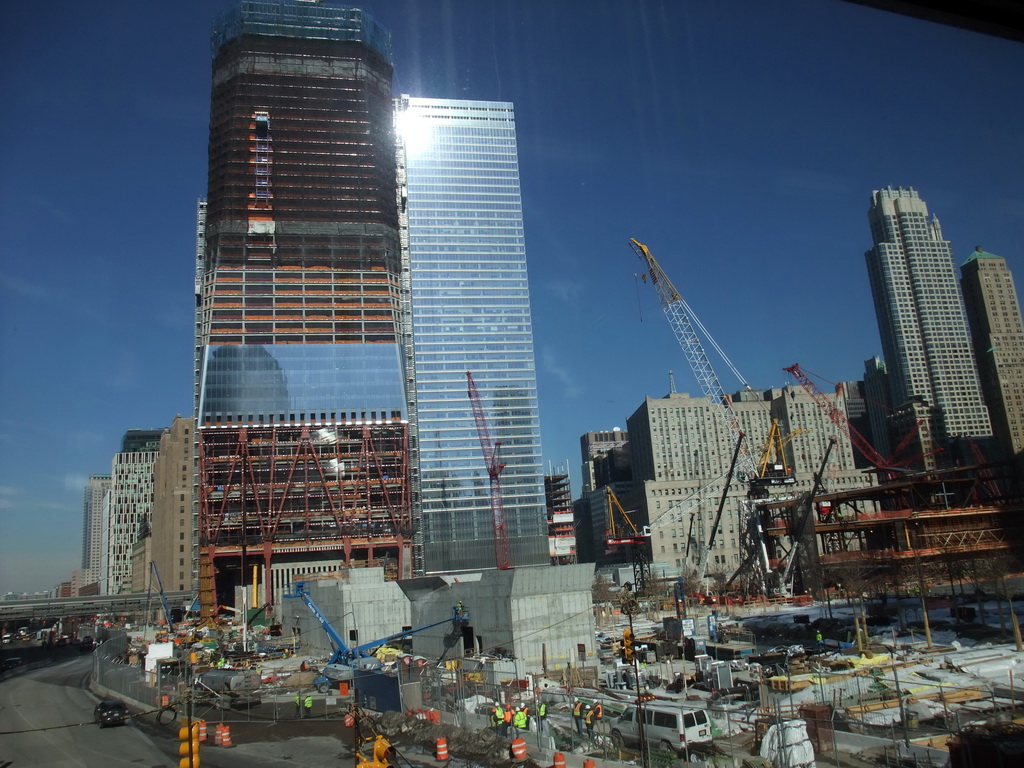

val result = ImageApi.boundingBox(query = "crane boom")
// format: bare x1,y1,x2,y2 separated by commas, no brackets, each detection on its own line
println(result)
149,561,174,630
603,487,652,593
784,363,889,468
466,372,513,570
630,238,770,591
696,433,745,582
630,238,758,481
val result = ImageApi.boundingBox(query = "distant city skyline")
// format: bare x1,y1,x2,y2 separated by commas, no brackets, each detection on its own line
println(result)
3,0,1023,593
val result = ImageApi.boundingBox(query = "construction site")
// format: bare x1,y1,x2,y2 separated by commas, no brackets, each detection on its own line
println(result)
58,235,1024,767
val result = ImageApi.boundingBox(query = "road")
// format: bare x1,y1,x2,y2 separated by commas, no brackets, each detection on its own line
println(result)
0,655,409,768
0,656,171,767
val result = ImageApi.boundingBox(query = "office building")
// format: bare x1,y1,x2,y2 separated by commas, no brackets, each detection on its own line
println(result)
81,473,111,589
149,415,195,593
960,247,1024,458
624,386,862,581
862,356,891,460
105,430,162,594
196,1,411,609
396,96,548,571
865,187,991,464
580,429,631,494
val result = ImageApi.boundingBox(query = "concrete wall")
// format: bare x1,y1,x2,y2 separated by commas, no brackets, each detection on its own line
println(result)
285,569,411,660
401,563,597,676
286,563,598,676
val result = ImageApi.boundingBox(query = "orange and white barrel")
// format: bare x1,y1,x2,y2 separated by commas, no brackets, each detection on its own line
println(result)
510,737,528,761
553,752,566,768
220,724,234,748
435,737,449,761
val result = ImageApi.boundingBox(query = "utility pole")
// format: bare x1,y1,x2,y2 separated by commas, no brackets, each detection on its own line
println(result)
621,586,649,768
889,631,910,747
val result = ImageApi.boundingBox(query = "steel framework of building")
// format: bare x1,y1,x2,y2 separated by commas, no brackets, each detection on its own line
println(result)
760,461,1024,596
197,422,413,608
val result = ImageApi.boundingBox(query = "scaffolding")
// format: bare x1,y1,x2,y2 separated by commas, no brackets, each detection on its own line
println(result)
198,422,413,608
760,461,1024,594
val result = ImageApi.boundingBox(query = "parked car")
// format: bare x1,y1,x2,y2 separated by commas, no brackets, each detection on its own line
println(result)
610,702,712,757
94,699,129,727
1,656,23,671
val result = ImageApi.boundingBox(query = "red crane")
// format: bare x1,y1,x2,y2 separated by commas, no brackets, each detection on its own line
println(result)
784,363,934,479
466,372,513,570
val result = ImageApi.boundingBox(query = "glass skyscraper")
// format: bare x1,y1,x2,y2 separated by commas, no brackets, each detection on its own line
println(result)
396,96,549,572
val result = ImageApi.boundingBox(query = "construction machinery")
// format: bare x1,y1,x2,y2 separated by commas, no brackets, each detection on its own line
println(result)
779,437,836,595
147,562,174,632
784,363,933,479
695,433,746,584
286,581,460,694
604,487,652,593
466,371,513,570
750,419,804,493
629,238,771,590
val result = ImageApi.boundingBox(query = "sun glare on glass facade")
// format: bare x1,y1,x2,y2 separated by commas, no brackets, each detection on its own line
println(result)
397,96,549,572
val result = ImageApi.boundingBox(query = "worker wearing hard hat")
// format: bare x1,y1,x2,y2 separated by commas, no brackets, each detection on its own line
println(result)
512,705,528,736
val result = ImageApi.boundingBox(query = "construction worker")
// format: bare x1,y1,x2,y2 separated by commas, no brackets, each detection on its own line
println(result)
584,705,595,738
512,705,527,737
304,693,314,718
537,699,549,735
294,692,302,718
503,702,513,737
490,702,505,733
572,698,584,735
592,700,604,730
816,631,824,652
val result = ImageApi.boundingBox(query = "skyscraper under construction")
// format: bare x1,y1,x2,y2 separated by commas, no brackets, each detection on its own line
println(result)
196,1,411,610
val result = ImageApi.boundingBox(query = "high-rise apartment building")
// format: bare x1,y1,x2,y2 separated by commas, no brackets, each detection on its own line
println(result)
105,430,162,594
865,187,991,464
396,96,548,572
960,247,1024,458
81,473,111,587
196,1,411,608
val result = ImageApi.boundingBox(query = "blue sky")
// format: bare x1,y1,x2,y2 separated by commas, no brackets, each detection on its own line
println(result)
2,1,1022,594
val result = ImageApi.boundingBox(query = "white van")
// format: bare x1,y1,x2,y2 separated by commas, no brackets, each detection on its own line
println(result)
610,702,712,756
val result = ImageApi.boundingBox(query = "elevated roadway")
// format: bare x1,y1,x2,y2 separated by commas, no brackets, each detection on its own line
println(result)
0,590,193,623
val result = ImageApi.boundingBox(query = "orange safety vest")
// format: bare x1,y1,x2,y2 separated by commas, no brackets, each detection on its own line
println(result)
585,709,595,724
504,706,513,723
593,703,603,720
573,701,583,718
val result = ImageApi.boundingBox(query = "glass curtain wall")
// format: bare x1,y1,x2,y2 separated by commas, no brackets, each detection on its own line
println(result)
397,96,548,571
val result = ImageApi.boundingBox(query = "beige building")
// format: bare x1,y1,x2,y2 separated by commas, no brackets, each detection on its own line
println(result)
130,415,194,594
961,248,1024,459
625,387,866,584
